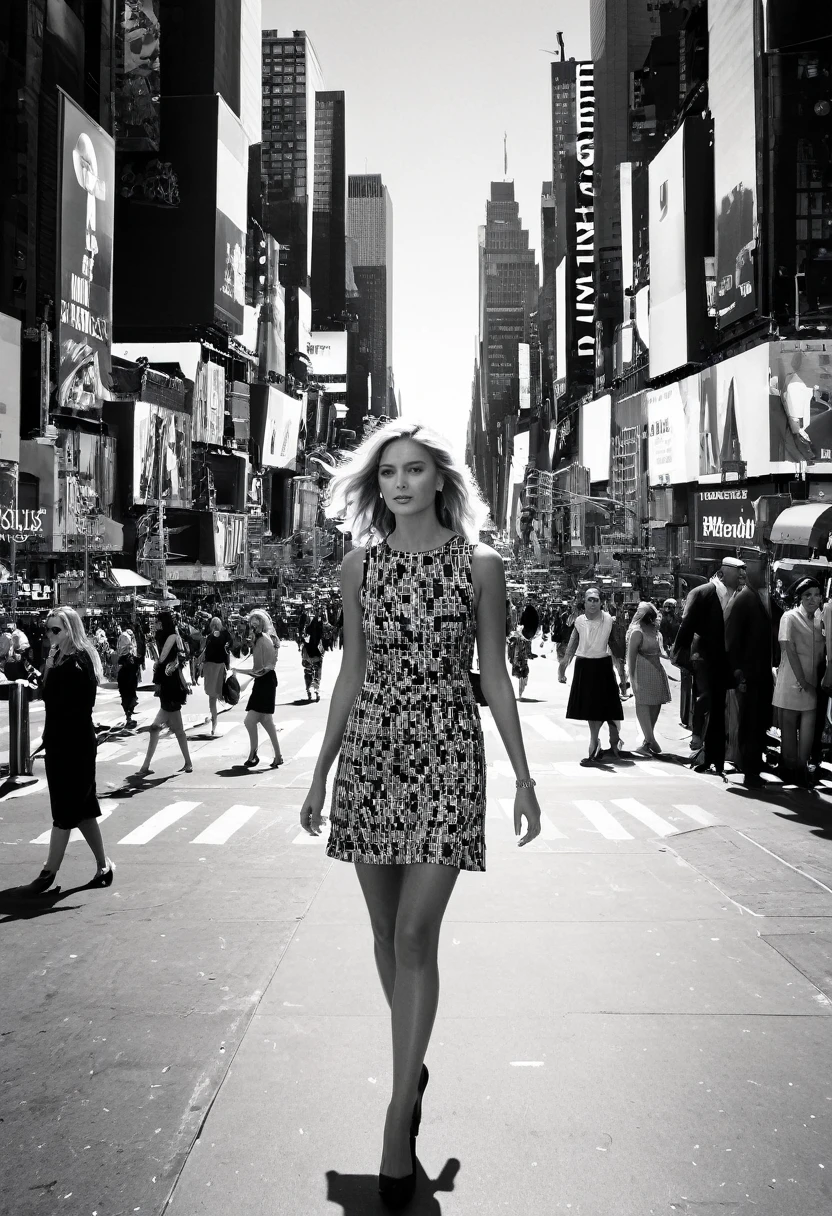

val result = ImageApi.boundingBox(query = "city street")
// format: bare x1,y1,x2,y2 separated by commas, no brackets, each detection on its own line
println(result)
1,643,831,1216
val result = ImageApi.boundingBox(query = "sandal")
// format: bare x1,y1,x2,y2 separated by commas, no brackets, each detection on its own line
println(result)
270,756,284,769
244,754,260,768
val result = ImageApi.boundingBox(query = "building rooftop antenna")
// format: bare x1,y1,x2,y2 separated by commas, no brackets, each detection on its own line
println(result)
504,131,508,180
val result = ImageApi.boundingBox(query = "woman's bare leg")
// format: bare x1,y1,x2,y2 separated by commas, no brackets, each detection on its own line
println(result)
354,861,406,1010
798,709,816,767
587,720,602,754
77,817,107,869
244,711,260,761
137,722,163,774
44,826,71,875
635,703,654,746
169,711,192,769
779,709,799,770
259,714,283,762
209,696,218,733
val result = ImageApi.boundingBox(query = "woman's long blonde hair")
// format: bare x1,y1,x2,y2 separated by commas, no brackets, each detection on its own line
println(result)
248,609,277,638
325,420,488,545
45,607,104,684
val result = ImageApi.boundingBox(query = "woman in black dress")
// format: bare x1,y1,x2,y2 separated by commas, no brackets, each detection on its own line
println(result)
135,612,193,778
238,610,283,768
24,607,114,894
202,615,232,735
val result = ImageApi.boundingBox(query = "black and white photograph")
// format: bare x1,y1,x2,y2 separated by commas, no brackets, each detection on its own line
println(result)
1,2,832,1215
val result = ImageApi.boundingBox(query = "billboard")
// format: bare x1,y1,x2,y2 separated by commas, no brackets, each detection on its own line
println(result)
133,402,192,506
56,90,115,417
214,100,248,333
0,313,21,464
580,394,612,483
114,0,161,150
249,385,303,470
649,125,686,377
647,379,699,487
518,343,531,413
306,331,348,379
769,340,832,472
555,256,567,394
193,361,225,446
710,0,758,329
571,62,596,377
694,488,758,549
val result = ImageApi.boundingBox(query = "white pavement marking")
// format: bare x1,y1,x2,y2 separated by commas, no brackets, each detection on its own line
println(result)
498,797,566,839
553,762,618,779
628,761,672,780
296,730,324,759
30,803,118,845
672,802,719,827
96,742,126,762
573,799,634,840
0,778,46,801
191,804,259,845
610,798,679,837
117,801,201,845
524,716,573,742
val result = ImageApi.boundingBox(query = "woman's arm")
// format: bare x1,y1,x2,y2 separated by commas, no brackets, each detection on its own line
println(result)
311,548,368,784
474,548,532,783
782,639,810,690
558,626,579,679
626,630,641,690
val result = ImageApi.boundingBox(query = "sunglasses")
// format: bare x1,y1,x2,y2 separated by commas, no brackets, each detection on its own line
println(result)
47,626,63,635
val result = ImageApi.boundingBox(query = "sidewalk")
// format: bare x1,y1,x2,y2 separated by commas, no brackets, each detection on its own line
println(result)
162,821,832,1215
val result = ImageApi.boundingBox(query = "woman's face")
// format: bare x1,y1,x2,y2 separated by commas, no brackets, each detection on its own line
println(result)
46,616,67,646
801,587,821,614
377,439,443,519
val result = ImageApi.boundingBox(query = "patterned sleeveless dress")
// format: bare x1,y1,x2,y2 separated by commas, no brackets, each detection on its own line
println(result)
326,534,487,871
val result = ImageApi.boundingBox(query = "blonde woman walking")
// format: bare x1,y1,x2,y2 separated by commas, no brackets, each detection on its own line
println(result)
300,420,541,1209
238,610,283,768
24,608,114,894
135,612,193,779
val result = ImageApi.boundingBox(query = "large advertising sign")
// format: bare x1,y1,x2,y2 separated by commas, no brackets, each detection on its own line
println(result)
56,91,115,416
518,343,531,413
193,361,225,446
249,385,303,470
647,380,699,486
709,0,758,329
555,256,567,395
0,312,21,464
769,341,832,472
114,0,161,150
306,331,348,379
133,402,192,507
214,99,247,334
694,488,758,549
649,125,686,378
580,394,611,483
571,62,596,375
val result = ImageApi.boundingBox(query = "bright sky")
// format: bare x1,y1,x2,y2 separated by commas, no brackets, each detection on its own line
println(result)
262,0,591,457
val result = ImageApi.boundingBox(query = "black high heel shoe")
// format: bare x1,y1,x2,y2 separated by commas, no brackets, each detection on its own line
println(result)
244,753,259,768
378,1137,417,1210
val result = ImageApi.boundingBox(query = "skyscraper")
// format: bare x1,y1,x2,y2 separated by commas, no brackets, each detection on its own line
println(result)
261,29,323,289
312,91,346,329
476,182,539,526
348,174,393,418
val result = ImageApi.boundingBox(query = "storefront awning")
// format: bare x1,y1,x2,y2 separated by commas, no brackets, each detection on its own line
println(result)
769,503,832,548
108,569,152,589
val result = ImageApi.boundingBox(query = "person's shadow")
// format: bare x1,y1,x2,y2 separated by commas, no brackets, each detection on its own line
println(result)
0,881,101,923
325,1157,460,1212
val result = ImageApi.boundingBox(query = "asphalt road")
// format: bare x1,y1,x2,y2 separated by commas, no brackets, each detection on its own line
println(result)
1,640,831,1216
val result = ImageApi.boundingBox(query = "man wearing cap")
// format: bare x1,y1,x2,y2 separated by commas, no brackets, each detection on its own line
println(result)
672,557,746,774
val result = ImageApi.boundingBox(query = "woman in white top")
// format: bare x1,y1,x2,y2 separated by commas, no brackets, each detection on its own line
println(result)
558,587,625,764
238,610,284,769
772,578,824,784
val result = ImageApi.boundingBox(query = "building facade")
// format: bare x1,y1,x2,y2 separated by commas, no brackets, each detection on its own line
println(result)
347,174,394,418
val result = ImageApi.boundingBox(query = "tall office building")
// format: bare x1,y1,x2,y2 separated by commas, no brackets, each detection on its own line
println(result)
312,91,346,329
348,174,393,418
261,28,323,289
476,182,539,526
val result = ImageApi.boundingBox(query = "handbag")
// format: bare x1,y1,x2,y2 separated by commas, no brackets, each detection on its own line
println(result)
469,669,487,706
222,671,241,706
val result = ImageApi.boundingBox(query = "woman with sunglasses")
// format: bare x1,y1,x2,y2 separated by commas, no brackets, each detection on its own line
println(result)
134,611,193,779
558,587,625,764
24,608,114,894
239,610,283,768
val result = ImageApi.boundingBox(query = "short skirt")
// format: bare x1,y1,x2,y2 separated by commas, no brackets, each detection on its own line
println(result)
246,669,277,714
772,659,819,712
566,655,624,721
202,660,227,699
634,654,671,706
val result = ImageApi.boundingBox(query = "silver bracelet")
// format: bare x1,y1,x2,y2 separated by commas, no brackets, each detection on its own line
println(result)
515,777,536,789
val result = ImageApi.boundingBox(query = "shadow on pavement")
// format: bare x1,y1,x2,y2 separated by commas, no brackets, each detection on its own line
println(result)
324,1157,460,1213
106,774,180,798
726,781,832,834
215,765,261,777
0,883,91,923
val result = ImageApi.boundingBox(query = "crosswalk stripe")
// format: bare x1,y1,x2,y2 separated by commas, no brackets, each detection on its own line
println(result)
30,802,118,844
672,803,719,827
554,762,617,779
191,804,259,844
96,741,126,762
296,730,324,759
117,801,201,845
628,761,671,780
524,716,573,742
610,798,679,837
498,797,566,839
573,799,634,840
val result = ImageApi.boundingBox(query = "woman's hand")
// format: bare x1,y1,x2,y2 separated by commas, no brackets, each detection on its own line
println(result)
557,664,567,684
300,775,328,835
515,787,541,847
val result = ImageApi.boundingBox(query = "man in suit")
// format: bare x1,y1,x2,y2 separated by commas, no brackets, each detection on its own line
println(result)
672,557,746,774
725,556,780,788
